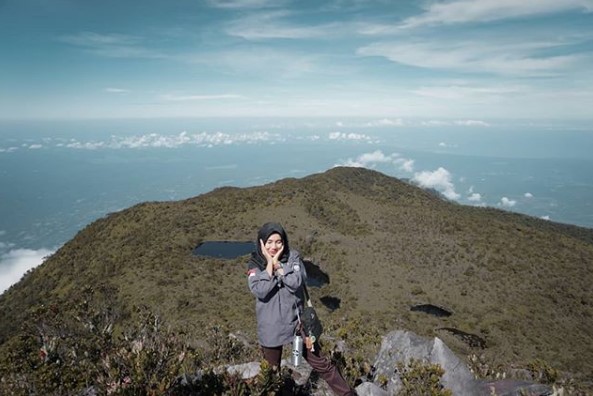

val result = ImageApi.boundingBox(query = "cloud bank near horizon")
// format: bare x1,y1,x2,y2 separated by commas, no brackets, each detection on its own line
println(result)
0,117,499,153
3,122,476,151
0,248,55,295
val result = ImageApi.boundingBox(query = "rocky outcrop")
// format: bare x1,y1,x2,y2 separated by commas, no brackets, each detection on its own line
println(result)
222,330,556,396
364,330,555,396
371,330,478,395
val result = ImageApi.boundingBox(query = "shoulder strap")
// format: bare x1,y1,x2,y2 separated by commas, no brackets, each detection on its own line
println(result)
302,282,313,308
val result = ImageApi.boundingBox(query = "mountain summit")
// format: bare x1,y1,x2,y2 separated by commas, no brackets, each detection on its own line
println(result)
1,166,592,388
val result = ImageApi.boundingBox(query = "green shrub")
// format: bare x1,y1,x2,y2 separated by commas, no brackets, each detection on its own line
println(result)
526,359,559,385
397,359,453,396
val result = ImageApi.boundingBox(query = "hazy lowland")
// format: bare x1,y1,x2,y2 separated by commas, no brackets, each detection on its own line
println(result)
1,167,592,394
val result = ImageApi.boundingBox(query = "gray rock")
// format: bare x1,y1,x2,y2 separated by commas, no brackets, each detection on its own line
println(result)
77,386,98,396
355,381,390,396
226,361,262,379
372,330,478,396
217,330,555,396
282,358,314,386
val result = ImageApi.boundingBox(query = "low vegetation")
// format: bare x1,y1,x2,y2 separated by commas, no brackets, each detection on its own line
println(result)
397,359,453,396
1,166,592,394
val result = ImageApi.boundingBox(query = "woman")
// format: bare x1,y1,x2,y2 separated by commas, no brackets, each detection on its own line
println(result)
247,222,355,396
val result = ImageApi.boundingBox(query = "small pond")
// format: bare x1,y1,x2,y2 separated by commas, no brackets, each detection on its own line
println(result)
320,296,341,311
193,241,330,287
410,304,453,317
303,259,330,288
193,241,254,259
437,327,487,349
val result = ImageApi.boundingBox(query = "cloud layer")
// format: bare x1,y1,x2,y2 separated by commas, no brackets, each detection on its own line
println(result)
3,0,592,119
399,0,593,28
0,248,54,295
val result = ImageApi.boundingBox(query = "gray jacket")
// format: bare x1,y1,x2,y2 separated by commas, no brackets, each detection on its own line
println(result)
248,249,306,347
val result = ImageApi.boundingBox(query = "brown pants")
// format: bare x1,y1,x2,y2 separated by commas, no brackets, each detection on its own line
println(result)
261,330,355,396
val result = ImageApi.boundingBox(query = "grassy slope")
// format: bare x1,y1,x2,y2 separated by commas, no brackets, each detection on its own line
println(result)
1,166,592,381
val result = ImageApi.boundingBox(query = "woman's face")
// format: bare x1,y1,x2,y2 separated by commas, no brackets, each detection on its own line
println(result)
264,233,284,257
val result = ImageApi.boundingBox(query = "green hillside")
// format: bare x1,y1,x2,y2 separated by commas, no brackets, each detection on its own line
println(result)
1,166,592,393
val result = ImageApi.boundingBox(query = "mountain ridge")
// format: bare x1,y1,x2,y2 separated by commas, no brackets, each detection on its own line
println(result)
1,166,592,389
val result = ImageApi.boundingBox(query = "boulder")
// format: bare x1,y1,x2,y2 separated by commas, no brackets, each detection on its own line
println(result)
226,361,262,379
355,381,390,396
372,330,478,395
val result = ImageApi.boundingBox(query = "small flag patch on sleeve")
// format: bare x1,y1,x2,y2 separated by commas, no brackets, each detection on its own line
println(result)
247,268,257,277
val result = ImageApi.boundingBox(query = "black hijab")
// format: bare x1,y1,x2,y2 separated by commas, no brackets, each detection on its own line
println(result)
248,222,290,270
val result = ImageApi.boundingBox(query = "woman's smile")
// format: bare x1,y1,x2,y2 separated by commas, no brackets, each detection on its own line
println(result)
265,233,284,256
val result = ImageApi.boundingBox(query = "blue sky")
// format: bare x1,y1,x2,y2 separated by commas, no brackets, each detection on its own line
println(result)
1,0,593,120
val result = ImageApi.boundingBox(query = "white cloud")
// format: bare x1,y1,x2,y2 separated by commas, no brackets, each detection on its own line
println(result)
454,120,490,127
328,131,373,141
365,118,405,127
336,150,414,172
0,241,15,251
296,134,321,141
412,167,460,200
0,248,54,294
329,119,404,128
60,32,140,47
206,0,286,9
395,158,414,172
421,120,450,127
399,0,593,28
227,13,340,40
467,192,482,202
358,40,581,76
358,150,393,163
413,85,524,100
500,197,517,207
59,32,166,59
105,87,130,93
421,119,490,127
161,93,244,101
339,150,395,168
65,131,281,150
66,141,106,150
29,144,43,149
541,215,551,221
0,147,18,153
438,141,460,149
524,192,534,198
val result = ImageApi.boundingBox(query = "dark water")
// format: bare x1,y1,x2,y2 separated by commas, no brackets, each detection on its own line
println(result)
437,327,487,349
320,296,341,311
192,242,330,288
302,260,330,287
410,304,453,317
193,241,254,259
